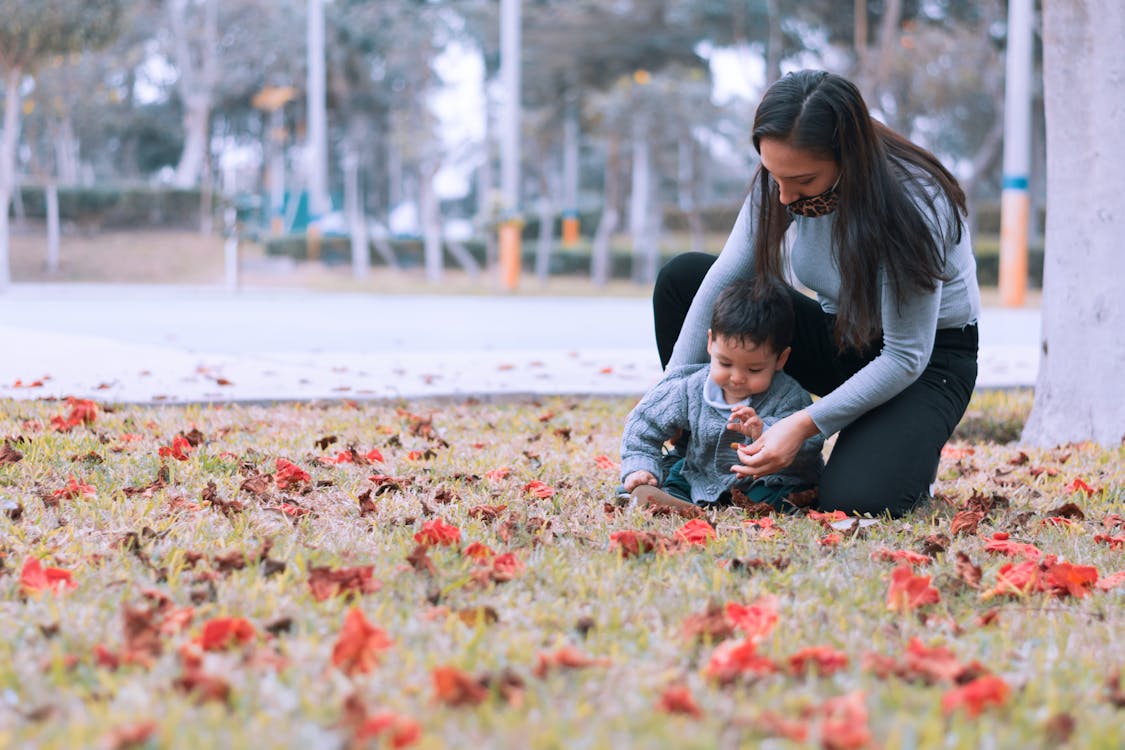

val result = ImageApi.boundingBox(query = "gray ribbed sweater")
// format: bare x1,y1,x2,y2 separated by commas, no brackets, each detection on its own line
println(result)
620,364,824,504
667,179,981,437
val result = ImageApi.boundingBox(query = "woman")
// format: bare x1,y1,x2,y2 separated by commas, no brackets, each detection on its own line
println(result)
654,70,980,518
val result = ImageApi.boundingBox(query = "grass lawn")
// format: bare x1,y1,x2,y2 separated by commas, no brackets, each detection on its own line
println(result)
1,390,1121,749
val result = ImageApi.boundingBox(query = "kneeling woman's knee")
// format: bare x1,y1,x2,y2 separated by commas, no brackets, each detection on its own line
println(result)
817,471,925,519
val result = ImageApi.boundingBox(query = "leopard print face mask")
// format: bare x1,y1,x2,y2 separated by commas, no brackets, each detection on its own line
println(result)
785,177,840,218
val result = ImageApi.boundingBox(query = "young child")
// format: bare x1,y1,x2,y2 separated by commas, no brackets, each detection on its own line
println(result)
620,278,823,513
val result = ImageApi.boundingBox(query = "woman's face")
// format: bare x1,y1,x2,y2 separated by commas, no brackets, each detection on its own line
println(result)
758,137,840,206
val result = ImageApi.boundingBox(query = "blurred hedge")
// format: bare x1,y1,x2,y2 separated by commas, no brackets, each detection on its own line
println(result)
15,186,203,229
263,234,676,279
264,230,1042,286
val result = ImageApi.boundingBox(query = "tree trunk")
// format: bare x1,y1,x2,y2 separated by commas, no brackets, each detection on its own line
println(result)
344,149,369,280
419,163,442,283
764,0,783,85
591,135,620,287
175,98,209,189
678,134,704,254
1022,0,1125,447
0,67,22,290
562,89,580,214
535,194,554,282
629,112,655,283
46,181,60,274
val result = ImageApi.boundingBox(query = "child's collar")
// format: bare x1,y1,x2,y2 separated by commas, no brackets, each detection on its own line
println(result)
703,376,752,410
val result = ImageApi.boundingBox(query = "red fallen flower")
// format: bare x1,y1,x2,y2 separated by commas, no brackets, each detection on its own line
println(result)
676,518,717,545
484,466,511,481
158,434,193,461
1041,516,1079,528
981,560,1043,599
332,607,393,676
940,445,974,460
817,691,871,750
886,564,941,612
819,532,843,547
467,504,508,521
432,665,489,706
21,555,78,595
354,711,421,748
901,638,970,683
1094,534,1125,549
610,530,657,557
462,542,495,560
275,458,311,489
277,503,311,517
942,675,1011,717
366,448,384,462
524,480,555,498
756,711,809,743
316,451,355,465
196,617,256,651
656,685,703,718
51,475,96,500
308,565,382,601
744,517,785,539
983,532,1043,561
413,518,461,547
593,454,619,471
1045,561,1099,598
705,638,778,683
1096,571,1125,591
487,552,525,582
1064,477,1097,495
65,397,98,425
872,548,933,566
726,595,780,644
532,645,611,678
807,510,849,524
788,645,850,677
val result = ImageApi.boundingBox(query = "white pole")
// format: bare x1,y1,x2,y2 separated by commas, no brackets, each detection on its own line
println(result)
224,206,239,293
500,0,521,215
999,0,1033,307
307,0,330,220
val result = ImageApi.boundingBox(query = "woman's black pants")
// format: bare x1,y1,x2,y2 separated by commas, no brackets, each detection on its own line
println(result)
653,252,978,518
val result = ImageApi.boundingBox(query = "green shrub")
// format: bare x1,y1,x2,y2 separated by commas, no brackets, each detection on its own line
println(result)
15,186,203,229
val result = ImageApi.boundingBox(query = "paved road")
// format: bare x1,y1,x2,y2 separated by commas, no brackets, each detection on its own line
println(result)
0,283,1040,404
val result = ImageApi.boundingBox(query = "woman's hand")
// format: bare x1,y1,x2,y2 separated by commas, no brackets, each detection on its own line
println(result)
727,405,764,441
732,411,818,479
623,470,659,492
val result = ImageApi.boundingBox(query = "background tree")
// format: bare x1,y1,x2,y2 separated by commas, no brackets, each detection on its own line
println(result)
0,0,125,290
1021,0,1124,447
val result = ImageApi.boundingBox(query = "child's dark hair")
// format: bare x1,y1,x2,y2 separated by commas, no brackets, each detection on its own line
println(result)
709,278,795,353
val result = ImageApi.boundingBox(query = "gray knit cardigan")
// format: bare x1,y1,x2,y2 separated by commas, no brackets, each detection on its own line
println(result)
620,364,824,504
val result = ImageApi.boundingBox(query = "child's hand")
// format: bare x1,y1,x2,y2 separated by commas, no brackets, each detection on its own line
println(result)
727,405,764,441
623,470,659,492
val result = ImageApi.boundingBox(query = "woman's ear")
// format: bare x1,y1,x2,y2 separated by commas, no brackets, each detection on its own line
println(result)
775,346,792,371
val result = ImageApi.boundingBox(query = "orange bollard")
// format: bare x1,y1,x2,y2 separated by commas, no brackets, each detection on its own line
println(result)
306,223,322,262
561,211,580,247
499,220,522,291
998,190,1029,307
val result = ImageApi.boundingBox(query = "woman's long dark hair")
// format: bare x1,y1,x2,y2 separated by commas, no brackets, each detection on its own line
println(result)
750,70,966,351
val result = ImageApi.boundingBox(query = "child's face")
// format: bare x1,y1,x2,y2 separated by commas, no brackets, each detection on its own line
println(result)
707,331,791,404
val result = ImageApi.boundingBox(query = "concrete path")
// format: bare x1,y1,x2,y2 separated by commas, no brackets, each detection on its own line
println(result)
0,283,1040,404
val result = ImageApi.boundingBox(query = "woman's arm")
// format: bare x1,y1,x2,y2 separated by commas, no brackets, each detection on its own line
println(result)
805,271,943,437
